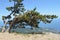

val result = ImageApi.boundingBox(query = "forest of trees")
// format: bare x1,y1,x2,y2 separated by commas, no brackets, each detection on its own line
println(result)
2,0,58,33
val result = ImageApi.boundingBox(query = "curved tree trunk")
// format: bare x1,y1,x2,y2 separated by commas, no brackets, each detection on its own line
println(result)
2,20,7,32
8,22,13,33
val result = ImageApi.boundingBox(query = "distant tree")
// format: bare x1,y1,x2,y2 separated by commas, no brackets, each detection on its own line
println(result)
2,0,58,33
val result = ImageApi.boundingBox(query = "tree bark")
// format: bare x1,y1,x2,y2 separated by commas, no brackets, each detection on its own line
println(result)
2,20,7,32
8,22,13,33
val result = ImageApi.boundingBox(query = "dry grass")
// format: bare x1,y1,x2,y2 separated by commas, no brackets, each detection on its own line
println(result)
0,32,60,40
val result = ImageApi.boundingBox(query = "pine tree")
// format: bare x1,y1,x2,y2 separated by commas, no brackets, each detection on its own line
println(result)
2,0,58,33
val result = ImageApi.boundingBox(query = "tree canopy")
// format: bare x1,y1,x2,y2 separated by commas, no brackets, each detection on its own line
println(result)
2,0,58,33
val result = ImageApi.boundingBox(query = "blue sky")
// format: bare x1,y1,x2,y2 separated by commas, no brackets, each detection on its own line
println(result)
0,0,60,30
0,0,60,20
